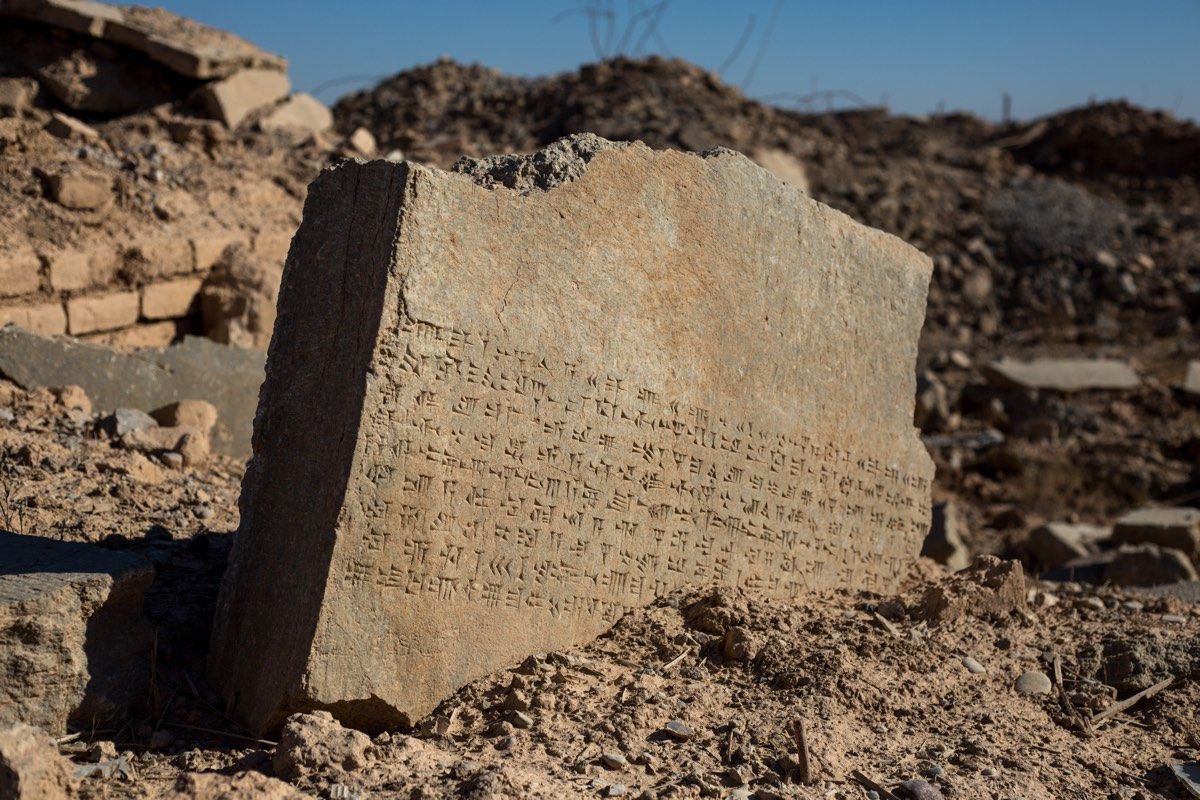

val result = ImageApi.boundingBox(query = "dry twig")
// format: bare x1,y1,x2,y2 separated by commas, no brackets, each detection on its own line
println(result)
1092,676,1174,727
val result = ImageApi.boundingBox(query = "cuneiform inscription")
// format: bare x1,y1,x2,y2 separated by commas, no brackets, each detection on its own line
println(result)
342,318,930,620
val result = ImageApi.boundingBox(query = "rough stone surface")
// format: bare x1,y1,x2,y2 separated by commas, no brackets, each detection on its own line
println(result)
0,302,67,336
98,407,156,437
272,710,373,780
141,277,202,320
1028,522,1110,570
921,501,969,571
66,291,138,334
0,325,264,456
1184,361,1200,397
151,399,218,432
982,357,1140,392
1103,545,1199,587
1113,507,1200,561
200,68,290,129
162,771,304,800
198,242,281,350
209,137,934,733
0,722,75,800
260,93,333,135
0,531,154,734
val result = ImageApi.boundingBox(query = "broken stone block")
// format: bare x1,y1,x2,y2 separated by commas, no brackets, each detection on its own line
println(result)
141,277,202,320
0,77,39,116
0,723,75,800
921,501,969,571
45,248,91,291
209,135,935,733
198,242,280,350
66,290,139,335
1028,522,1110,570
151,399,217,432
44,170,111,211
0,247,42,297
120,424,210,467
0,303,66,336
200,68,290,129
347,127,377,157
98,407,156,438
44,111,98,141
0,531,154,734
190,232,246,272
1183,361,1200,398
982,357,1140,392
1113,507,1200,561
0,326,264,456
260,93,333,135
1102,544,1199,587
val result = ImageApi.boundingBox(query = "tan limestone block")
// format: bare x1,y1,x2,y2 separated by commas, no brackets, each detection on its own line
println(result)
209,136,934,734
66,291,139,335
0,302,67,336
141,277,202,319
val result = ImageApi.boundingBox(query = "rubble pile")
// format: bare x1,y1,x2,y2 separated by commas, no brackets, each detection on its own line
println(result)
0,0,372,350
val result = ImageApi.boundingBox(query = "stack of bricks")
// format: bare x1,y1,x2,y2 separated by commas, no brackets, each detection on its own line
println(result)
0,228,291,348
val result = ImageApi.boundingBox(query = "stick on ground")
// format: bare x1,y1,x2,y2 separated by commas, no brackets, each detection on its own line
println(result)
791,718,813,784
850,769,901,800
1092,676,1175,727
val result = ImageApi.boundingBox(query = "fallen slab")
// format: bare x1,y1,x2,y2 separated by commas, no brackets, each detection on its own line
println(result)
0,326,263,457
1113,507,1200,561
0,0,287,80
0,531,154,734
209,134,935,733
1028,522,1111,570
982,357,1140,392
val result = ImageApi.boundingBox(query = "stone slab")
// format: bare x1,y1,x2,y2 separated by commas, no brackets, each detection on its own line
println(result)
200,68,290,129
1113,507,1200,560
209,135,935,734
0,0,287,79
1184,361,1200,397
982,357,1140,392
0,325,263,456
0,531,153,734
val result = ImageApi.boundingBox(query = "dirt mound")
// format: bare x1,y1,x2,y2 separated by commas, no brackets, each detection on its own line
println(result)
1010,100,1200,179
333,55,780,164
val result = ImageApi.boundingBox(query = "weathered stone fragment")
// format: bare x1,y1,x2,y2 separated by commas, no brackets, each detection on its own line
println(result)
0,723,75,800
982,357,1140,392
0,326,263,456
260,93,333,135
0,302,66,336
209,136,934,733
200,68,290,129
1028,522,1110,570
1113,507,1200,561
921,501,969,571
0,531,153,734
44,111,98,141
0,0,286,79
66,290,138,334
1183,361,1200,398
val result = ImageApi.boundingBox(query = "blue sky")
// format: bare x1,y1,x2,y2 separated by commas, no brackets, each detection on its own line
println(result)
163,0,1200,121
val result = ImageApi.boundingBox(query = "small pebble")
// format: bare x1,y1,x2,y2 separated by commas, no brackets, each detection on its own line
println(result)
495,734,516,750
1015,670,1053,695
605,784,627,797
961,656,985,674
507,710,534,729
1161,614,1187,624
1121,600,1144,613
663,719,693,741
601,751,627,769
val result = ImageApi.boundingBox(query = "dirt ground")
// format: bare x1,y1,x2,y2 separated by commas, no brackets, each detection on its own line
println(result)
3,381,1199,799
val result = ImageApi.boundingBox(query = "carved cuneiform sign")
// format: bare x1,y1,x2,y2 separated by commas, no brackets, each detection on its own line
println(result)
209,136,935,734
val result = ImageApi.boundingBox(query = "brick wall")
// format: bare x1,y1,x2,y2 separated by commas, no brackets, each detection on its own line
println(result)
0,227,292,348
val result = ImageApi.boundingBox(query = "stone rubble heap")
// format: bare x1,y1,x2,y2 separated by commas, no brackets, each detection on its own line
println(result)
0,0,370,350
